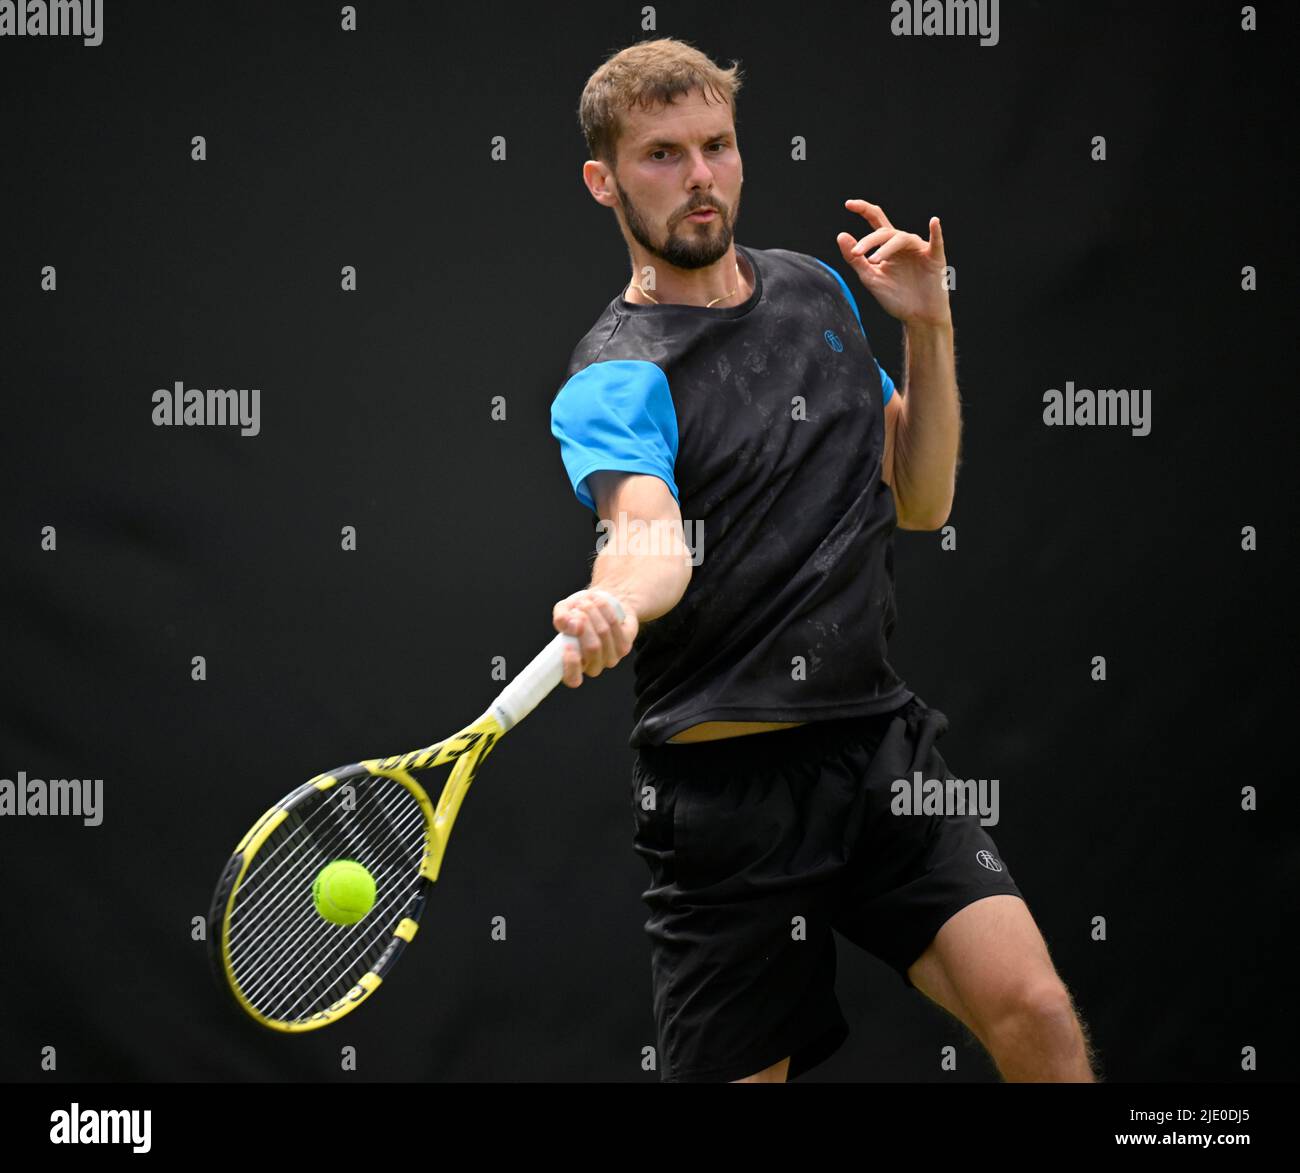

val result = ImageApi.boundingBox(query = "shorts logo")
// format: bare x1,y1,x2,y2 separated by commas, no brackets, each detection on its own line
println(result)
824,329,844,352
976,849,1003,872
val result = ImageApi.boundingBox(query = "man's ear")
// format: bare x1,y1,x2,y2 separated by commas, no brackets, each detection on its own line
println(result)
584,160,617,208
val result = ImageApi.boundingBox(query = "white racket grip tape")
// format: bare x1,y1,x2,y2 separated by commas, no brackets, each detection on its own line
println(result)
487,590,627,732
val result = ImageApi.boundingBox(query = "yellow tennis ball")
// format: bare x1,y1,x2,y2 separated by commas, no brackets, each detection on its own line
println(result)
312,860,376,926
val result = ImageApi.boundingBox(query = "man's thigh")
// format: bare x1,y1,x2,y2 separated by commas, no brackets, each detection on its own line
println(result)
906,893,1064,1044
830,696,1027,986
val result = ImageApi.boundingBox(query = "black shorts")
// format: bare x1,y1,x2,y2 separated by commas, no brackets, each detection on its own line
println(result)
630,694,1025,1083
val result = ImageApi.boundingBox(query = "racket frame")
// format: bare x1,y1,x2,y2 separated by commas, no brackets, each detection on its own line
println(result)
207,589,624,1032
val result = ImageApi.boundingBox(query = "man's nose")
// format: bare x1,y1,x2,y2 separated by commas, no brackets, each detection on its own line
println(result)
683,148,718,187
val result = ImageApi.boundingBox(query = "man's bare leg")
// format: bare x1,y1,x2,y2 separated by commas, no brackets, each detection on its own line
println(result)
907,894,1098,1081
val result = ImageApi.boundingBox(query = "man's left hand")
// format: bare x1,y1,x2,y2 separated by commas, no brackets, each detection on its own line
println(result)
836,199,952,329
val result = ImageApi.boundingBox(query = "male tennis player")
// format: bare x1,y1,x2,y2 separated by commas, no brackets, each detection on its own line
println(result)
549,38,1097,1083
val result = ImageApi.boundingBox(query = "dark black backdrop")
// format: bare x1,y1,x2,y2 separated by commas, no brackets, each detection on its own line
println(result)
0,1,1294,1084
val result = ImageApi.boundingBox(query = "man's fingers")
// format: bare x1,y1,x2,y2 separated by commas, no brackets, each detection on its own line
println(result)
596,596,636,659
579,601,610,677
581,591,632,669
554,589,635,684
844,198,894,231
865,230,923,265
614,611,635,657
928,216,946,261
593,593,632,661
567,597,610,678
845,226,895,257
553,603,584,686
561,638,582,687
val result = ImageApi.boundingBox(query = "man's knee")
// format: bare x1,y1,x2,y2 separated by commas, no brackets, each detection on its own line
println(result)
986,978,1083,1051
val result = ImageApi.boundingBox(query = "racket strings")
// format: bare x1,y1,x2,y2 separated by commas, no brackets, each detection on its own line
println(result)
233,790,423,1020
231,773,409,931
240,802,425,1016
258,851,419,1022
234,798,422,1003
230,777,418,963
225,772,429,1023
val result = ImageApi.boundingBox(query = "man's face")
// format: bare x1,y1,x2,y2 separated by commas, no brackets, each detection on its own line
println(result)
606,88,742,271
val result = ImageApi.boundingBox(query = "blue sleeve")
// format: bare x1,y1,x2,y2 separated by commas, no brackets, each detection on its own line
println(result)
550,359,680,513
811,257,896,405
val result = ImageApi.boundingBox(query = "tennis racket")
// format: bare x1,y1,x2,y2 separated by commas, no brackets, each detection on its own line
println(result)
207,590,625,1032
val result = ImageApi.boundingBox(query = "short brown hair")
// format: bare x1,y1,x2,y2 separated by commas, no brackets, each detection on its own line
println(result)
578,38,744,168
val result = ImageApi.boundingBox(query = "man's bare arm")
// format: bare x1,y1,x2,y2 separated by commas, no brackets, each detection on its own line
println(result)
836,202,959,532
889,320,961,530
552,471,693,687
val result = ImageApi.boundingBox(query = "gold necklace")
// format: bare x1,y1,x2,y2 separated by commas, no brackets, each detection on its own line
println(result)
629,259,743,308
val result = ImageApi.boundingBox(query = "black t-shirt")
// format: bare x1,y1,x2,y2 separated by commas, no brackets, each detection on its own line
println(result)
550,243,913,747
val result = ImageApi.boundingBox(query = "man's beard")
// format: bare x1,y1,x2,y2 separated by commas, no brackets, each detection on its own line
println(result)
614,177,740,271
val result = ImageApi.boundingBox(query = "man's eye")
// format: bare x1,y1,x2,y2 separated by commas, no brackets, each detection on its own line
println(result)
649,144,726,160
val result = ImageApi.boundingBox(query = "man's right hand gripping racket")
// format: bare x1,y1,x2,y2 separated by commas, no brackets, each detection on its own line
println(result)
206,590,626,1032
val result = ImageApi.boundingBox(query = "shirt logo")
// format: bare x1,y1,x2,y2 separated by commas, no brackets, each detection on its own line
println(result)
976,849,1003,872
823,329,844,352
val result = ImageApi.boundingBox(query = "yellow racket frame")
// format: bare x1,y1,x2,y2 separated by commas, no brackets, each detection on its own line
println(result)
210,710,503,1032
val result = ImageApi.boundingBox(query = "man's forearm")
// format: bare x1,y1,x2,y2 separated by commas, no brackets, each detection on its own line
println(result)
894,320,960,528
588,522,693,624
